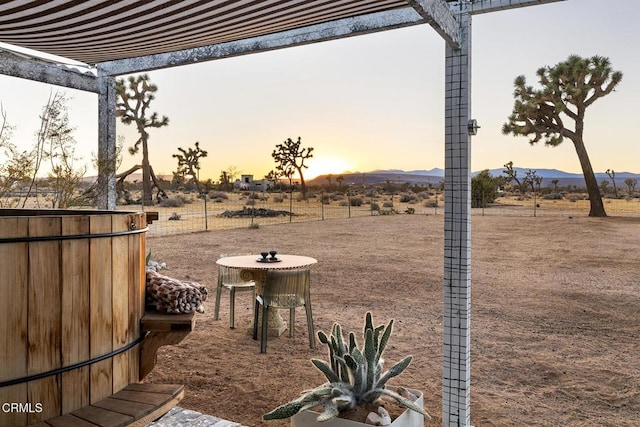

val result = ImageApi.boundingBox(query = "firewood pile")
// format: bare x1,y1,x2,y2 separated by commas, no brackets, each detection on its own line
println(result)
145,270,208,314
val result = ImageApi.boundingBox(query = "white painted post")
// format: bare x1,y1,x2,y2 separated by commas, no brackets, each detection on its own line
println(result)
97,71,117,210
442,10,472,427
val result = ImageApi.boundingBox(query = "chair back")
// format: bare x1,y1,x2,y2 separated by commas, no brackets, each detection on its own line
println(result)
218,253,254,286
262,269,310,308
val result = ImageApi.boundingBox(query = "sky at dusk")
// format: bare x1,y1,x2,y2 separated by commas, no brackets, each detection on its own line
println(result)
0,0,638,182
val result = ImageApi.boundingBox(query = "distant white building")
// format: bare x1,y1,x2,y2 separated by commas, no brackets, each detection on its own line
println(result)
234,174,271,191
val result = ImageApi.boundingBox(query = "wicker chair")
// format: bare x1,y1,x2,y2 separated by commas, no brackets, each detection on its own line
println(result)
252,268,315,353
214,253,255,328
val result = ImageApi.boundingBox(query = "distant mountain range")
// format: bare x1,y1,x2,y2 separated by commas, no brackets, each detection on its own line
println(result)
308,167,640,188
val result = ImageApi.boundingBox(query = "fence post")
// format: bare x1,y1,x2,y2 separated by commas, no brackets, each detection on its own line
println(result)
348,193,351,218
251,191,255,227
370,191,374,215
321,190,325,220
204,191,208,230
289,189,293,222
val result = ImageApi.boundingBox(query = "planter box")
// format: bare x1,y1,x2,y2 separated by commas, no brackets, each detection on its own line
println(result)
291,389,424,427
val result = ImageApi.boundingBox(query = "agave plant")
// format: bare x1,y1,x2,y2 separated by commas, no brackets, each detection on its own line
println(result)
263,312,429,422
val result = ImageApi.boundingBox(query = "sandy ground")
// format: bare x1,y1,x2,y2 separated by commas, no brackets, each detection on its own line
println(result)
145,214,640,426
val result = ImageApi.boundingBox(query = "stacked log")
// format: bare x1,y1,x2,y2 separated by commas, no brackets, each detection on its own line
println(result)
145,270,208,314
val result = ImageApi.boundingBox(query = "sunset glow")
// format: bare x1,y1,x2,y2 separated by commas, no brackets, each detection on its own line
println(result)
304,156,353,180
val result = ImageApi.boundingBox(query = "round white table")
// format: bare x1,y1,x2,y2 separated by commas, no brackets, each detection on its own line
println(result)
216,254,317,336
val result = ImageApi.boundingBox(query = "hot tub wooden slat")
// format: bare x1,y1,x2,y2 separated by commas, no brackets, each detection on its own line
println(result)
28,216,63,424
90,215,115,403
0,217,29,427
128,214,144,383
112,217,131,394
61,215,91,413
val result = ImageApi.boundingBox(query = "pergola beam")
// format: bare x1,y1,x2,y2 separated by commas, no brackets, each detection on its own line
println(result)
464,0,566,15
0,51,98,93
97,7,424,76
407,0,460,48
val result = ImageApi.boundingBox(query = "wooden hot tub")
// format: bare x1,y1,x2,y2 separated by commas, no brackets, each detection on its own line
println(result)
0,209,148,426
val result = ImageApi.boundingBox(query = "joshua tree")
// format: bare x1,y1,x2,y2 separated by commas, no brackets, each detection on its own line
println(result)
503,55,623,217
624,177,637,195
325,173,333,188
272,136,313,195
172,141,208,193
116,74,169,206
524,169,543,194
503,161,525,195
551,179,560,192
605,169,618,198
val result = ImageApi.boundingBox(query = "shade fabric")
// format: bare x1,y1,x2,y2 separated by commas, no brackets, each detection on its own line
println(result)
0,0,409,65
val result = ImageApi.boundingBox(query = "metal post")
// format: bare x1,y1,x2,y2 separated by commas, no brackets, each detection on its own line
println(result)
443,10,472,427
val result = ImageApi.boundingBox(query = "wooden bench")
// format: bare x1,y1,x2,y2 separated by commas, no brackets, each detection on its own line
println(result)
32,311,196,427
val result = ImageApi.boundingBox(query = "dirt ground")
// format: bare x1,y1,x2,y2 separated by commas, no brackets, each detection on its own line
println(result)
145,214,640,426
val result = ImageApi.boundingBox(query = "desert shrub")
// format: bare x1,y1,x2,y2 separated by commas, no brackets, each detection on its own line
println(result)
322,195,331,204
272,194,284,203
245,199,256,206
339,201,349,207
370,202,380,211
567,194,587,202
160,197,184,208
424,199,438,208
208,191,228,200
242,191,251,197
248,222,259,229
168,212,181,220
405,207,415,214
330,193,344,201
382,201,393,208
211,197,225,203
399,194,417,203
543,192,563,200
350,197,363,207
471,169,501,208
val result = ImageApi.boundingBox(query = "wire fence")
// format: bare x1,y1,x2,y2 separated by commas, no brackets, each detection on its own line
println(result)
116,190,640,238
133,190,422,237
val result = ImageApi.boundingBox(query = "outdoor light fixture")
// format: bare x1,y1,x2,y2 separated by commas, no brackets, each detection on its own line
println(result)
468,119,480,136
